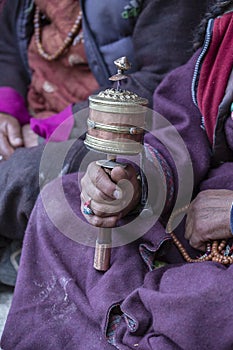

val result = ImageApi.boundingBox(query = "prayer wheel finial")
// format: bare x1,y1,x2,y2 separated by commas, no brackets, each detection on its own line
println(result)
109,56,132,82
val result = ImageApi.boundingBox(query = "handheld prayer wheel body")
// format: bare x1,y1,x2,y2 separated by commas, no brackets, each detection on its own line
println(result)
84,57,148,271
85,88,148,155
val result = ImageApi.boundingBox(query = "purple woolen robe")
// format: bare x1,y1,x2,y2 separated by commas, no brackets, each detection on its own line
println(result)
1,53,233,350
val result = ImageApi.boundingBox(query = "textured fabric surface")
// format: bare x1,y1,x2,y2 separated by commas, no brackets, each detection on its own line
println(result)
197,12,233,145
0,139,87,242
1,167,233,349
2,20,233,346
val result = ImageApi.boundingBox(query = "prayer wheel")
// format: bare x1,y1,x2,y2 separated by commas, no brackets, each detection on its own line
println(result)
84,57,148,271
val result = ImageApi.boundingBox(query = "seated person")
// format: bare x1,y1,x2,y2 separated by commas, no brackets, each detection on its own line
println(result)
2,1,233,349
0,0,210,158
1,0,233,350
0,0,211,286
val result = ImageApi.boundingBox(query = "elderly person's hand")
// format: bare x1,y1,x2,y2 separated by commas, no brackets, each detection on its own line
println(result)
22,124,39,148
185,189,233,251
0,113,23,159
80,161,141,228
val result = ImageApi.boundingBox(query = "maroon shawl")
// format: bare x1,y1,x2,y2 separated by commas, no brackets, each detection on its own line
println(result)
197,11,233,144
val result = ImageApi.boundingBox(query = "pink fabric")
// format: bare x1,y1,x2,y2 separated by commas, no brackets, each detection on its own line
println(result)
0,87,32,124
0,86,74,141
30,104,74,141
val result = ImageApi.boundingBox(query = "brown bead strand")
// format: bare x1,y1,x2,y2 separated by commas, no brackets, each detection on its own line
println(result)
34,6,83,61
167,205,233,265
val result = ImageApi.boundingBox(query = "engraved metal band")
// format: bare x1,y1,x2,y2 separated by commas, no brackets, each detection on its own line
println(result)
87,118,143,135
84,134,143,155
89,100,147,114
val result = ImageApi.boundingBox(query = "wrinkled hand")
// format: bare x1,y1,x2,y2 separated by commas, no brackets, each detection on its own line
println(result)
80,161,141,227
22,124,39,148
185,189,233,250
0,113,23,159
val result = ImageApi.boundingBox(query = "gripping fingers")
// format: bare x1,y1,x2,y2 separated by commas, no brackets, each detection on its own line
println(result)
0,133,15,159
81,201,119,227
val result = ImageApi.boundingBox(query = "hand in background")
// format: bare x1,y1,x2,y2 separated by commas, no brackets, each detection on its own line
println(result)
185,189,233,250
22,124,39,148
0,113,23,159
80,161,141,228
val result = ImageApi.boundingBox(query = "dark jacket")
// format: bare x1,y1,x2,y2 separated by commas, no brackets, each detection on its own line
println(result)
0,0,211,109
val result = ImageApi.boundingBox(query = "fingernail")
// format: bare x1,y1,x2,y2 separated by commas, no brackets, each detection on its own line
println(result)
14,137,23,144
113,189,121,199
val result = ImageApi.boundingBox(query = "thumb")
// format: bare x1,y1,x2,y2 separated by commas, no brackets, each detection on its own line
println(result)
7,120,23,147
111,166,128,183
